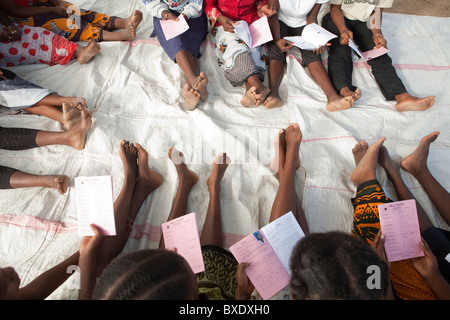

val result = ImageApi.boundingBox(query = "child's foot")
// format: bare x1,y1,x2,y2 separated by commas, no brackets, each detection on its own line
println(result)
119,140,138,181
207,153,231,190
193,72,209,101
169,148,198,187
128,10,143,32
378,145,401,179
350,137,386,186
53,175,69,194
253,86,271,107
394,93,434,112
66,110,92,150
351,140,369,165
65,97,87,110
182,83,201,111
263,94,284,109
134,143,163,192
270,129,286,177
400,131,439,176
340,87,361,101
241,86,257,107
284,123,302,172
62,102,82,130
76,40,101,64
325,95,354,112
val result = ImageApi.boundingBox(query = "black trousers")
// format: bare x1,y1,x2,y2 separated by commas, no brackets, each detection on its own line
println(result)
322,13,407,101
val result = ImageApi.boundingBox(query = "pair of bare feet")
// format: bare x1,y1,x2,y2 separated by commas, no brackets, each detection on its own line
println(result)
167,147,230,192
270,123,302,177
350,131,440,186
241,85,271,108
111,9,143,41
182,72,209,111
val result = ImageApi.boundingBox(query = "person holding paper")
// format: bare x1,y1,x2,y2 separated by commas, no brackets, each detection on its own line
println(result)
1,0,143,42
204,0,276,107
322,1,435,112
265,0,355,111
349,137,450,299
143,0,209,111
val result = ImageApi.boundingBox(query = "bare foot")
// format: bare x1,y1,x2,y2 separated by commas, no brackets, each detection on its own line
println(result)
168,148,198,187
128,10,143,32
400,131,439,176
395,93,435,112
193,72,209,101
284,123,302,172
241,86,257,107
340,87,361,101
350,137,386,186
253,86,271,107
207,153,231,190
116,22,136,41
270,129,286,177
263,95,284,109
66,109,92,150
326,95,354,112
54,175,69,194
134,143,163,192
182,83,201,111
378,145,401,179
75,40,101,64
62,102,82,130
352,140,369,166
119,140,138,181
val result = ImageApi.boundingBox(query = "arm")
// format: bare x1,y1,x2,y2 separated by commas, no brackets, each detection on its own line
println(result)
143,0,170,19
412,239,450,300
204,0,222,28
16,252,80,300
267,0,293,53
329,4,352,45
0,0,67,18
307,4,329,54
181,0,203,20
370,8,387,48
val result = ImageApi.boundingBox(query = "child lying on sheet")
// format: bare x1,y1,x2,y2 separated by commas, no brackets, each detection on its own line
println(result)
322,0,435,111
265,0,355,111
143,0,209,111
204,0,276,107
0,10,100,67
0,0,143,42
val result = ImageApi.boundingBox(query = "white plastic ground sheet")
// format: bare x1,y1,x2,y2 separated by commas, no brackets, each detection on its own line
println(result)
0,0,449,300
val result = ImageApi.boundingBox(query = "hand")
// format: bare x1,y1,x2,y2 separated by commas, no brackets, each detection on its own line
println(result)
236,263,254,299
79,224,104,257
52,5,69,17
339,29,353,45
257,4,277,18
275,38,294,53
411,238,439,280
372,33,387,49
161,10,178,21
217,14,238,33
313,43,330,55
371,230,389,265
0,25,20,42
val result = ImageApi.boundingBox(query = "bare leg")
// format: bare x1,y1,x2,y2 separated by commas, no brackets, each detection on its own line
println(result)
159,148,198,249
200,153,230,248
263,59,285,109
394,92,435,112
350,138,385,187
95,140,138,275
35,109,92,150
102,23,136,41
9,171,69,194
378,145,433,232
307,61,354,112
400,132,450,226
270,123,309,234
241,75,270,107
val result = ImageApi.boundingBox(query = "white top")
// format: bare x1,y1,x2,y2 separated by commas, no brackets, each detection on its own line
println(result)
329,0,394,22
278,0,329,28
142,0,203,20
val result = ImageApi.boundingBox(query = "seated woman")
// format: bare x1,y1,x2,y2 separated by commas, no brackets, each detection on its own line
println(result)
322,1,435,111
0,0,143,42
204,0,276,107
143,0,209,111
0,10,100,67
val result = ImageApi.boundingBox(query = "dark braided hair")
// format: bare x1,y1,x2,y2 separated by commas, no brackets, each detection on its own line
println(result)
92,249,197,300
289,231,390,300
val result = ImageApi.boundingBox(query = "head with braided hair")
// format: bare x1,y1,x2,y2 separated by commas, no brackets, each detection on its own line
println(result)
289,231,390,300
92,249,198,300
